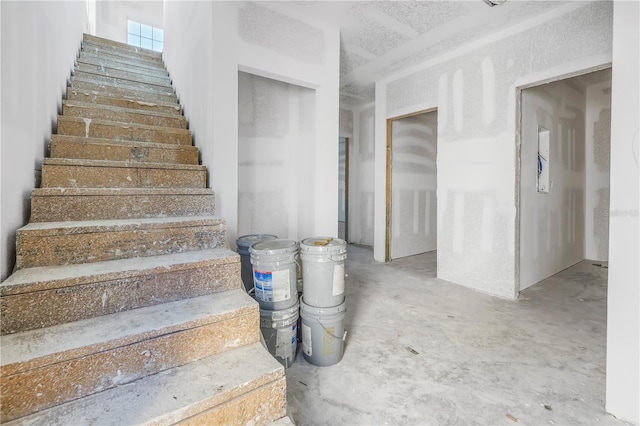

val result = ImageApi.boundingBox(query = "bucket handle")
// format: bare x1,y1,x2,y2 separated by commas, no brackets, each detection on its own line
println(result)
316,318,347,341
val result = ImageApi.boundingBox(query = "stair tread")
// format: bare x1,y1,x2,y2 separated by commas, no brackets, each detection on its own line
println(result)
43,157,204,170
70,76,176,99
77,54,170,75
18,215,222,235
51,134,196,151
0,289,255,373
83,34,163,58
1,247,237,294
67,88,180,110
70,74,173,93
5,342,284,426
73,70,173,92
75,63,171,82
57,115,189,134
32,187,213,196
63,100,183,121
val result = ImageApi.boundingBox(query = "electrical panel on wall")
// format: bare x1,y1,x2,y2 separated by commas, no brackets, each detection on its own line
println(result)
537,127,550,193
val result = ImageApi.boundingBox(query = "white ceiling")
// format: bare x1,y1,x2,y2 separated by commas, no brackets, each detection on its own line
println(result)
269,0,572,104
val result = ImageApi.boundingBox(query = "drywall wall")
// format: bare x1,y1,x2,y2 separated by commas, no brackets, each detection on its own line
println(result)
163,1,339,248
520,80,586,290
0,1,87,281
585,80,611,261
237,72,316,241
338,137,347,224
606,1,639,423
350,104,376,247
390,112,437,259
95,1,163,44
374,1,612,298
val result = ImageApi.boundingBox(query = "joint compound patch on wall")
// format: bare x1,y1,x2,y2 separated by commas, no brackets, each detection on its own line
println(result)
594,109,611,172
239,2,325,66
595,187,610,260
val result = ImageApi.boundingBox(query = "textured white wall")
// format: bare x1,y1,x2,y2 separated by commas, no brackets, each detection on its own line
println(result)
375,1,613,298
585,81,611,261
353,104,376,247
606,1,639,423
0,1,87,280
163,1,339,248
390,112,437,259
520,80,586,290
95,1,163,44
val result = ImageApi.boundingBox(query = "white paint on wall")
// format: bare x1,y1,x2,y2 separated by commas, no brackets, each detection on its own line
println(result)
95,1,163,44
520,80,586,290
163,1,339,249
0,1,87,280
390,112,437,259
606,1,639,423
585,79,611,261
482,57,496,126
452,69,464,133
374,1,613,298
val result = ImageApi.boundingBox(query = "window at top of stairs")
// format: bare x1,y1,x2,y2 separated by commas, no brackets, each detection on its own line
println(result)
127,20,163,52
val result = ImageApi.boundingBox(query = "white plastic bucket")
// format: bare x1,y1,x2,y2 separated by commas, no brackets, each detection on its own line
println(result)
299,296,346,367
260,300,299,368
250,239,298,310
236,234,277,292
300,237,347,308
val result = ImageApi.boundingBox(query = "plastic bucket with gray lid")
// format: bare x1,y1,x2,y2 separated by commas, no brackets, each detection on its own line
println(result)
250,239,298,310
300,296,347,367
236,234,277,292
299,237,347,308
260,300,299,368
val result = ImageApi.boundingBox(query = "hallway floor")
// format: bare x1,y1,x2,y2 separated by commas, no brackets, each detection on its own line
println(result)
285,245,623,425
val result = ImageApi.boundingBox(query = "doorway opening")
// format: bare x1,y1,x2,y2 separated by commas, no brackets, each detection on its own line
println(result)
338,137,349,241
385,109,438,261
517,67,612,292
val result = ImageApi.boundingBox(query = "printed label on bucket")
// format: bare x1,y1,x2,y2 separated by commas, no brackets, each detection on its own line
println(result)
276,322,297,358
323,326,336,356
302,323,312,356
254,269,291,302
333,264,345,296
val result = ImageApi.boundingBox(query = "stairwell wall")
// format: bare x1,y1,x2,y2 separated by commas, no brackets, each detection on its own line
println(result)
0,1,88,280
163,1,339,247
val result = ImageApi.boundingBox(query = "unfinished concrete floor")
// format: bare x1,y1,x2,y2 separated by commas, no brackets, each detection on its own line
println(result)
286,244,624,425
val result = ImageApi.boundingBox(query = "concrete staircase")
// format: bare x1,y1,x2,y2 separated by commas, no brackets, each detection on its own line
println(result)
0,34,286,425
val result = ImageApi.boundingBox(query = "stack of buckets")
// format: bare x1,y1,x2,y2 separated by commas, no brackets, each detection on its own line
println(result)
299,237,347,367
237,235,347,368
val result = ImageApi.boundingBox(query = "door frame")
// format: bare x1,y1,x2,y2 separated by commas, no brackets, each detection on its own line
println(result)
385,107,438,262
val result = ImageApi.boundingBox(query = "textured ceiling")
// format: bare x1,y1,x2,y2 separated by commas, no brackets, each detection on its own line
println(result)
269,1,571,104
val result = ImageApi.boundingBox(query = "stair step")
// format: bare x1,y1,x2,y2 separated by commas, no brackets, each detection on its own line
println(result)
15,216,225,269
66,88,181,115
77,52,169,78
70,77,178,104
62,100,187,129
49,135,198,165
56,116,191,145
83,33,163,61
30,187,214,222
3,342,286,426
78,47,165,72
41,158,206,189
72,71,174,95
75,62,171,87
1,248,240,334
81,42,163,66
0,290,260,422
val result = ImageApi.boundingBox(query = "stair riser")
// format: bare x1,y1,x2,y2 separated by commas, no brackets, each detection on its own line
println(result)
180,378,287,426
0,310,259,422
72,72,173,95
31,193,214,222
41,164,205,189
1,263,241,334
16,222,225,268
57,118,192,145
78,54,169,78
50,139,198,164
63,103,187,129
70,79,177,104
67,89,181,115
76,64,171,86
81,43,163,66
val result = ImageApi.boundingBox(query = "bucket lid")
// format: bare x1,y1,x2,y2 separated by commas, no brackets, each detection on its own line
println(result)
300,236,346,253
250,239,298,255
300,296,346,316
236,234,277,248
260,300,300,319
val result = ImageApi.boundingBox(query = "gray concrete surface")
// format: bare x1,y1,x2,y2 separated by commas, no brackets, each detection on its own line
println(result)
286,244,624,425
